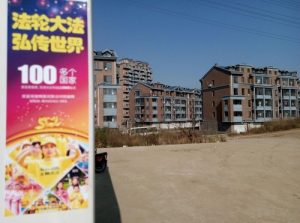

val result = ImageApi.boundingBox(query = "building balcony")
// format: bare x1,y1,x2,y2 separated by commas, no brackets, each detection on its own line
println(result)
233,105,242,111
256,106,264,110
233,117,242,122
264,95,272,99
104,108,117,116
255,117,272,122
103,122,117,128
255,95,264,99
283,106,297,110
104,95,117,102
152,118,158,122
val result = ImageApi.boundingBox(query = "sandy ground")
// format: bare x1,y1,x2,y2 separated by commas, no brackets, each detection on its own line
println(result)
95,129,300,223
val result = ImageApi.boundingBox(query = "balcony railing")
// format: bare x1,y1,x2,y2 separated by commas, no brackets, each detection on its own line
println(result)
104,95,117,102
233,105,242,111
103,108,117,116
233,117,242,122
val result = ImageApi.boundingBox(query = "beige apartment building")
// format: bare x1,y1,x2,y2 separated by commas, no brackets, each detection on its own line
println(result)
129,82,202,129
201,64,299,133
117,59,153,127
94,50,122,128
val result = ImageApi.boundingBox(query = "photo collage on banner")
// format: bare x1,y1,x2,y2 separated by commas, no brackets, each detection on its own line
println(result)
5,0,90,217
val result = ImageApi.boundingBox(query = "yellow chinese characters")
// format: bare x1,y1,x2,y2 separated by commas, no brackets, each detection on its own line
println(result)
12,33,84,54
12,12,85,34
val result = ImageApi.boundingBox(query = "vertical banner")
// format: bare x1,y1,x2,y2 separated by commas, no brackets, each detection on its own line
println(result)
1,1,93,223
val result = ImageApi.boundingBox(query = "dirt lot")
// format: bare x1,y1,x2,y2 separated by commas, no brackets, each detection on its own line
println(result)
95,129,300,223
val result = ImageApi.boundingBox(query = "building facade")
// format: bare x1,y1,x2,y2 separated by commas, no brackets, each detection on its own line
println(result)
129,82,202,129
201,64,299,133
94,50,122,128
117,59,153,127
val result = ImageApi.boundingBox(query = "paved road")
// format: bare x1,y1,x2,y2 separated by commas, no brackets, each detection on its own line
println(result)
95,129,300,223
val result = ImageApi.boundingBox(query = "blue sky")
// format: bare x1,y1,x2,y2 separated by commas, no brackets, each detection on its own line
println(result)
92,0,300,88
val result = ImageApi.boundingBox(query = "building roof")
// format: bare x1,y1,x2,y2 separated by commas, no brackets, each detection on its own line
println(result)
200,64,299,81
135,82,201,94
93,49,117,61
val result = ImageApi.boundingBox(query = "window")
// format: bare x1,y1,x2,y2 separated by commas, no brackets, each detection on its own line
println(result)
291,100,296,107
242,88,245,95
233,76,238,83
94,61,101,70
212,91,215,97
103,102,117,109
224,111,228,117
241,77,245,83
265,100,272,107
103,62,112,70
283,100,289,106
104,75,112,84
135,90,140,96
213,112,216,118
256,99,264,106
224,100,228,105
103,116,116,122
234,112,242,116
266,111,272,118
233,100,242,105
282,78,288,86
103,88,117,95
212,101,215,107
291,90,296,96
234,88,238,95
263,77,270,85
265,88,272,96
248,89,251,95
255,88,263,95
249,111,251,118
247,68,251,73
256,77,262,84
248,100,251,107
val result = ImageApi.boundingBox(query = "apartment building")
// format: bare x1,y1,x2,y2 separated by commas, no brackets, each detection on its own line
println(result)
298,79,300,116
201,64,299,133
93,50,122,128
117,59,153,127
129,82,202,129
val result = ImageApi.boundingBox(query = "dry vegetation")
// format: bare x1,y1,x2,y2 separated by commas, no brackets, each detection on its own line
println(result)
247,118,300,134
95,128,226,148
95,118,300,148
